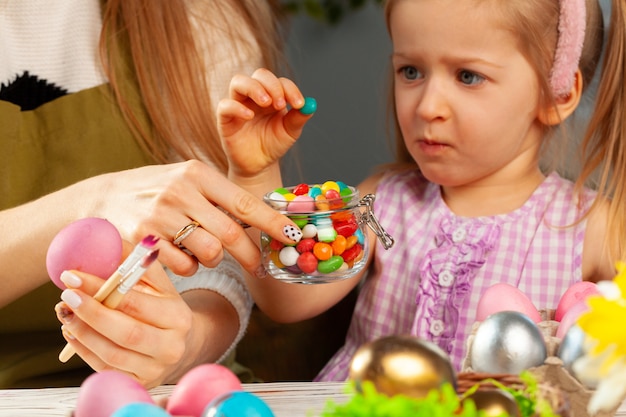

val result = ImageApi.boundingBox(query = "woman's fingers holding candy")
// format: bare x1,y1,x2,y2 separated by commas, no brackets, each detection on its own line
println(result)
142,165,301,277
196,176,302,273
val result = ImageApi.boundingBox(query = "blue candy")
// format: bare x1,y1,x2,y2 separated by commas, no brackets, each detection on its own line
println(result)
355,228,365,245
299,96,317,115
111,402,170,417
336,180,348,191
203,391,274,417
308,186,322,199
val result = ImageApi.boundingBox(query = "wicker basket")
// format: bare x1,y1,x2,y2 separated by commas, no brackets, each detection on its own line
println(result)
457,371,569,417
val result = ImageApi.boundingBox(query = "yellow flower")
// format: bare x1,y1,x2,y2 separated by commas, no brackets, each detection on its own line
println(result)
573,261,626,413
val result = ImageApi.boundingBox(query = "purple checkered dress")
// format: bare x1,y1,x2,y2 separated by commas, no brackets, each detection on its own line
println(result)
315,169,594,381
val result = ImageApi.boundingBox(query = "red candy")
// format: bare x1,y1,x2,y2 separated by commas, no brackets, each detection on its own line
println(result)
334,218,359,237
341,243,362,262
269,239,285,251
325,189,344,210
293,183,310,196
296,238,316,253
297,252,318,273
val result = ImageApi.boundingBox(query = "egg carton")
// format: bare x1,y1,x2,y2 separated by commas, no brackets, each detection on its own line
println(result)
461,312,620,417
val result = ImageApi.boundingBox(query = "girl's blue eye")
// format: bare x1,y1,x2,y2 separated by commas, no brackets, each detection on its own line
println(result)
400,66,420,80
458,70,483,85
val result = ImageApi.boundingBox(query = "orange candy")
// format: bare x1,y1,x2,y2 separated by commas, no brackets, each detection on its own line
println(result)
330,210,354,222
331,235,347,256
270,250,285,268
314,195,330,211
313,242,333,261
345,235,358,250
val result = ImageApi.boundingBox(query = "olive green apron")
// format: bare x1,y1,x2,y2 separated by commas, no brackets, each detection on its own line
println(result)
0,82,155,387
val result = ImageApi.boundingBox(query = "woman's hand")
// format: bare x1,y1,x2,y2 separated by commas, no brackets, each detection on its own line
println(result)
81,160,302,277
0,159,303,305
217,68,315,180
54,246,238,388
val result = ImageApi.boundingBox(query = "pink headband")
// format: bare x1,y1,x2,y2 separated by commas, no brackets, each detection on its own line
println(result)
550,0,587,97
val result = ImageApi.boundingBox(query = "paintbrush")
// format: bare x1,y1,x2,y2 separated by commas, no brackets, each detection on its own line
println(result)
102,249,159,309
58,236,160,363
92,234,159,304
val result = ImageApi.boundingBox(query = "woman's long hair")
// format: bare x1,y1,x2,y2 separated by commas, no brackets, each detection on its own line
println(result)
100,0,285,173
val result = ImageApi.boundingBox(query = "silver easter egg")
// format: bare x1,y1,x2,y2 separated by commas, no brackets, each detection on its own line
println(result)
470,311,547,374
558,324,597,389
557,323,586,375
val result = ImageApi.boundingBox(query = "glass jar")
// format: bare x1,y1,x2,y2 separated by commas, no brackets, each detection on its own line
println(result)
261,181,394,284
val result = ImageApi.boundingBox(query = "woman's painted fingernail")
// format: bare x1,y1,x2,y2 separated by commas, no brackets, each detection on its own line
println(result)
283,224,302,243
61,325,76,340
255,265,267,279
61,290,82,309
60,271,82,288
55,302,74,323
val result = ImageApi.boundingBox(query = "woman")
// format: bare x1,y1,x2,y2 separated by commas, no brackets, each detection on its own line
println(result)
0,0,299,388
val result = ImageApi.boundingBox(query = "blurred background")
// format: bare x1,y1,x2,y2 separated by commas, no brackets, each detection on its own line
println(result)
280,1,394,187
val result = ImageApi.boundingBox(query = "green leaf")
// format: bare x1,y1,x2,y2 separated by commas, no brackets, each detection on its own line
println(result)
319,374,559,417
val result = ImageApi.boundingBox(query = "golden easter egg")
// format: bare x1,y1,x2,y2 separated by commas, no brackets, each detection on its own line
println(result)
348,335,456,398
464,390,520,417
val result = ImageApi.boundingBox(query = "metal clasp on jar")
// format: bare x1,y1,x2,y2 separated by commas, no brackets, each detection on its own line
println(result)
357,194,394,250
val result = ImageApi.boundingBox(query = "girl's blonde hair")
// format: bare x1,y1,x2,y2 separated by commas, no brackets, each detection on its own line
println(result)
99,0,285,173
384,0,626,264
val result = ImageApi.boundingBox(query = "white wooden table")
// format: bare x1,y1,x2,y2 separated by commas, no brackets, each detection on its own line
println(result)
0,381,349,417
0,381,624,417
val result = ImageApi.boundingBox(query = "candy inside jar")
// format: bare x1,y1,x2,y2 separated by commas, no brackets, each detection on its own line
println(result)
261,181,394,284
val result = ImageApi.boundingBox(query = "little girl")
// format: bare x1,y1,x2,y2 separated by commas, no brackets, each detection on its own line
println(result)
217,0,626,378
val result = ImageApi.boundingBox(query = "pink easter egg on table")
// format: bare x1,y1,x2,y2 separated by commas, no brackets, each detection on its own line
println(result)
75,370,154,417
46,217,123,289
476,283,542,323
556,299,590,339
287,195,315,213
554,281,599,322
166,363,242,417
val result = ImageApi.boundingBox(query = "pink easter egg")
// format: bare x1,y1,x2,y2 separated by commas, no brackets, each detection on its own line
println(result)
166,364,242,417
556,299,590,339
554,281,599,322
287,195,315,213
75,370,154,417
476,283,542,323
46,217,123,289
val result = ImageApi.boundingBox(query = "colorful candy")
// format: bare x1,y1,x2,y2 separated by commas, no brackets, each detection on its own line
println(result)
263,181,367,282
298,96,317,116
